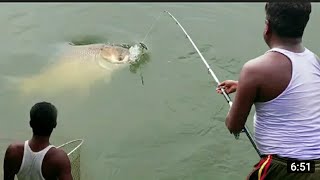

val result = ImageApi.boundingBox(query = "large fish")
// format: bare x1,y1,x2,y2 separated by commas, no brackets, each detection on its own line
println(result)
10,42,147,97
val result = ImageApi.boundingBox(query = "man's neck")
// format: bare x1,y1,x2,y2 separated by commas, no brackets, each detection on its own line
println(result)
269,37,305,53
30,135,50,147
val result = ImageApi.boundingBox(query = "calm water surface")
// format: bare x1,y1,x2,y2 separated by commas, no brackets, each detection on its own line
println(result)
1,3,320,180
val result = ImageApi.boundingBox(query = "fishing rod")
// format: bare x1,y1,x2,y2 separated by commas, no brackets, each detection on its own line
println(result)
164,10,261,157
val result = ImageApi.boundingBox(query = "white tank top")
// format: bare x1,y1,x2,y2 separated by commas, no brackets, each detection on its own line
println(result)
254,47,320,160
16,140,55,180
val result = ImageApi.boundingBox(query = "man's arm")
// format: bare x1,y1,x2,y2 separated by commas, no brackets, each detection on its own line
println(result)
225,60,260,134
55,149,73,180
3,145,19,180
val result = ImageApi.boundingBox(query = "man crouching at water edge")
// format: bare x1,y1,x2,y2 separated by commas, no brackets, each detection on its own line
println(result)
216,1,320,180
3,102,72,180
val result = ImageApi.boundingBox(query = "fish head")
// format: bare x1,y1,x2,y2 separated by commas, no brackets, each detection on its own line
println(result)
99,43,148,65
100,46,132,65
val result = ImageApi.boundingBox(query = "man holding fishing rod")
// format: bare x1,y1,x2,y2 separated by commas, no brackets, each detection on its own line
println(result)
216,1,320,180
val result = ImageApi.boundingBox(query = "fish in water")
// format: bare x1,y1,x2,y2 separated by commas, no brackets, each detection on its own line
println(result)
10,42,147,97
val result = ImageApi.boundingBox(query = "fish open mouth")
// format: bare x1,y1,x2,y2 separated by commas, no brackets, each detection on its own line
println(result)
95,42,149,70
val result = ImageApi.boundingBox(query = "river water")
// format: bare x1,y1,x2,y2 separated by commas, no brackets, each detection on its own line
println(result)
1,3,319,180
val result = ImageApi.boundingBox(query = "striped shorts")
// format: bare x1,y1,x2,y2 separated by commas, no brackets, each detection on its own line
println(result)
247,155,320,180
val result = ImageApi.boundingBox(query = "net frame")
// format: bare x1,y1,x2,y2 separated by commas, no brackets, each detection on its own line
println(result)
57,139,84,180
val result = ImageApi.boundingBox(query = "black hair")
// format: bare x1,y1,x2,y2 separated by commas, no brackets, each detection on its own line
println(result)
265,1,311,38
29,102,57,136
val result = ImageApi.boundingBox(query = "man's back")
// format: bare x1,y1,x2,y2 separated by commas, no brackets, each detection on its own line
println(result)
17,141,55,179
4,141,72,180
253,47,320,159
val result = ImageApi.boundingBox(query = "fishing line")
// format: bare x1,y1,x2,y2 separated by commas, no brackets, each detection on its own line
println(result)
142,12,165,44
164,10,261,157
137,12,165,86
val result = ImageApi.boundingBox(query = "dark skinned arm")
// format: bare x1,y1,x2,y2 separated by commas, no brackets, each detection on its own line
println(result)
3,145,18,180
226,61,259,134
55,149,73,180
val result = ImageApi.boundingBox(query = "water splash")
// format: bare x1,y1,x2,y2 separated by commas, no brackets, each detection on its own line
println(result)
129,44,144,62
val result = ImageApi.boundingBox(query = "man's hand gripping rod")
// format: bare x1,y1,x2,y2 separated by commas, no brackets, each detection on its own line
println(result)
164,10,261,157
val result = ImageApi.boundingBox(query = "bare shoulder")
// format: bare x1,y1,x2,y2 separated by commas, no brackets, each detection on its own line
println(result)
4,142,24,175
248,51,291,74
46,147,70,164
5,142,24,158
239,55,265,79
249,51,289,65
241,53,280,78
43,147,72,180
46,147,71,172
243,54,267,69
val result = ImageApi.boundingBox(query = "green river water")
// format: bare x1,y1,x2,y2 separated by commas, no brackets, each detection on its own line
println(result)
1,3,320,180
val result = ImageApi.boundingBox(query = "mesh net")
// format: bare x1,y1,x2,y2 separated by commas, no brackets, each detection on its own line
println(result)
57,139,83,180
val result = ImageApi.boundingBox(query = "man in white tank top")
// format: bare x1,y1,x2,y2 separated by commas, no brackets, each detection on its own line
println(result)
3,102,72,180
216,2,320,180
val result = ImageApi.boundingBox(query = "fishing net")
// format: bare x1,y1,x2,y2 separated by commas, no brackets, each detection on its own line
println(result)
57,139,84,180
